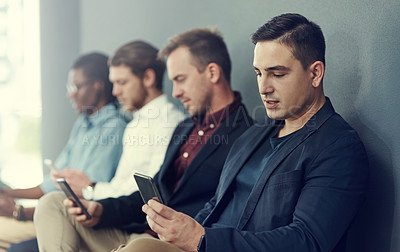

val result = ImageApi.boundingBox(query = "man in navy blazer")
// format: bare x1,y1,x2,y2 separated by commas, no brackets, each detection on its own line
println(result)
34,29,254,251
127,13,369,252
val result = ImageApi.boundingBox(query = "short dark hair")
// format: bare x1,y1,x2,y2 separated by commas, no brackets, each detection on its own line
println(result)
251,13,325,70
72,52,116,105
109,41,165,91
159,27,231,82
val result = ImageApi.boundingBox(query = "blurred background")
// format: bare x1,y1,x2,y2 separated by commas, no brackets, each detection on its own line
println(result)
0,0,399,251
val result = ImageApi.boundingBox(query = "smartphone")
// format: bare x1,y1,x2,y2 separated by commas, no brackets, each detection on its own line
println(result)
133,173,164,204
56,178,92,220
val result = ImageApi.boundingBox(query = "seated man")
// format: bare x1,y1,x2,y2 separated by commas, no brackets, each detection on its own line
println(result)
34,28,254,252
7,41,185,251
52,40,185,200
0,53,127,250
116,13,370,252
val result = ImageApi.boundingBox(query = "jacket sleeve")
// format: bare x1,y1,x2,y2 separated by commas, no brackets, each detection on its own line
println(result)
194,194,217,224
94,190,145,229
202,136,369,252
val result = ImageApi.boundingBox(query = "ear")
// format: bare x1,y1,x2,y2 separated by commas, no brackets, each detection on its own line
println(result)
309,61,325,87
206,63,221,84
93,80,105,91
142,69,156,88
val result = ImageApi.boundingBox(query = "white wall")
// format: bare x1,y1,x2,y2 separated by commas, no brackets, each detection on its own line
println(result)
40,0,400,251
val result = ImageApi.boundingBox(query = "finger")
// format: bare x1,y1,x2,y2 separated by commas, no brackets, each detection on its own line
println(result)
67,205,83,215
146,213,166,235
144,203,168,229
63,198,75,207
86,201,99,216
75,212,89,222
51,170,61,178
147,199,176,219
142,203,150,214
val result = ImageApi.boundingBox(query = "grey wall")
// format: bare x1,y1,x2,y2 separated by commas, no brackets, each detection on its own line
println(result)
40,0,80,169
40,0,400,251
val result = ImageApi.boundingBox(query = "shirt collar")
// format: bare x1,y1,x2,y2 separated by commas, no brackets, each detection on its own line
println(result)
84,103,117,128
192,91,242,126
132,94,169,120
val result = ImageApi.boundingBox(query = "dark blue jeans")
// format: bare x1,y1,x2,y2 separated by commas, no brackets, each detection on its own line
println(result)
6,238,38,252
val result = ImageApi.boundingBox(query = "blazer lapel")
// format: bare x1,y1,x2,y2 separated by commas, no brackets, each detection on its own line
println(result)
216,121,280,201
201,119,281,226
172,107,251,194
172,119,232,193
237,98,337,229
237,127,312,229
158,120,194,200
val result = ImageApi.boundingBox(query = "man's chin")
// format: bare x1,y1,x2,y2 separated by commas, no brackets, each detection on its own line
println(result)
122,105,135,112
266,110,284,120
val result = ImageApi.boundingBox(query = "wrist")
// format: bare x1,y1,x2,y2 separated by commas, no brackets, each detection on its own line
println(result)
82,182,96,200
197,233,206,252
13,204,25,221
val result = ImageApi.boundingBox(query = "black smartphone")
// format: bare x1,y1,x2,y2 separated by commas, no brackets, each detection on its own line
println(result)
56,178,92,220
133,173,164,204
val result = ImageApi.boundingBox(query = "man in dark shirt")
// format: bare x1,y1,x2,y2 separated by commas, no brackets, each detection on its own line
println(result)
34,28,253,251
116,13,369,252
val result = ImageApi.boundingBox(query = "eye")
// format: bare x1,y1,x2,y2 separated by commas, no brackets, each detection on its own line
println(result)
175,76,186,83
273,73,285,78
254,70,261,77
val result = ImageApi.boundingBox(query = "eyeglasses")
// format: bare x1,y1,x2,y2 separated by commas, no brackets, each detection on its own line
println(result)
66,81,93,94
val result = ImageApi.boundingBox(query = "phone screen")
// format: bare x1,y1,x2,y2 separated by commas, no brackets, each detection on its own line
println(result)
57,178,92,220
134,173,163,204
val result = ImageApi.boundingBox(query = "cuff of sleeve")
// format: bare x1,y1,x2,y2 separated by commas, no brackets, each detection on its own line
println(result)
197,233,206,252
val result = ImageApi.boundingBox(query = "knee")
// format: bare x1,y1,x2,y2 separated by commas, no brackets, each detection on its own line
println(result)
119,238,178,252
118,238,155,252
34,191,66,222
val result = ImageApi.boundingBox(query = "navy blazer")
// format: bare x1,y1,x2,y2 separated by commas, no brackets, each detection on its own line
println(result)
195,98,369,252
96,104,254,233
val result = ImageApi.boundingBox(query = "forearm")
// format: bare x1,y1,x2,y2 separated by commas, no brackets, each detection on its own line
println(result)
204,225,319,252
4,185,44,199
95,191,145,229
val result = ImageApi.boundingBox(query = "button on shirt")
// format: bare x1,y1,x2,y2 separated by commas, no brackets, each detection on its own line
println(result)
40,103,127,193
172,92,242,191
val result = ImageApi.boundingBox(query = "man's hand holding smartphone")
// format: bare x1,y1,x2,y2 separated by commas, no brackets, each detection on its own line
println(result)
63,197,103,227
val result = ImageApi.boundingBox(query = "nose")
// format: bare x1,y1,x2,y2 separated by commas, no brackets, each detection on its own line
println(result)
112,84,120,97
67,91,77,100
172,82,183,98
258,75,274,96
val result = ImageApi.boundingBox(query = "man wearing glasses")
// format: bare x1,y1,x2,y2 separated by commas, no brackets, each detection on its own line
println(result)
0,53,126,251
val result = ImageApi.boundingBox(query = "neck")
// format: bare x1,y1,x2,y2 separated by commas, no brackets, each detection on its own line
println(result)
206,83,235,115
278,95,326,137
142,89,163,108
85,99,108,116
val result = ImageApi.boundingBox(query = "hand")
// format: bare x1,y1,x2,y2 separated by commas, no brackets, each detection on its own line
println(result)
143,199,205,252
0,193,15,217
52,168,92,198
63,198,103,227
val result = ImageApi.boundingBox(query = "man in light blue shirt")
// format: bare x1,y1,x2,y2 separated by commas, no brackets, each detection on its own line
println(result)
0,53,126,250
40,103,125,193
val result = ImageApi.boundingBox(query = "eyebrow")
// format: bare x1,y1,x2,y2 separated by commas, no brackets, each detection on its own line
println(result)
266,65,291,71
253,65,291,72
